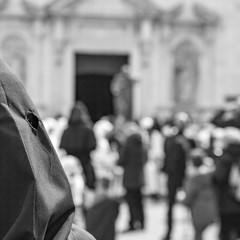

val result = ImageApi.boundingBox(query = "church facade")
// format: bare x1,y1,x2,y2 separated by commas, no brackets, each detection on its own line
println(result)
0,0,239,121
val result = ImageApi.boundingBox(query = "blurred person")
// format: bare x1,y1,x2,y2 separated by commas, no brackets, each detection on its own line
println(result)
211,127,226,159
183,148,218,240
60,102,97,189
161,112,190,240
0,58,94,239
43,114,67,151
85,177,120,240
107,115,131,155
60,154,86,229
92,117,118,177
52,113,68,147
195,123,215,158
213,127,240,240
118,122,148,231
140,116,164,199
211,98,240,129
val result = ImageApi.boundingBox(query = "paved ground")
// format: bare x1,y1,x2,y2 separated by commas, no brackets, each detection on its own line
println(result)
115,199,219,240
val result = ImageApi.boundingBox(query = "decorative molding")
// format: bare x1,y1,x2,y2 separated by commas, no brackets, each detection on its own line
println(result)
22,0,43,17
45,0,85,14
125,0,159,18
162,3,219,27
170,35,204,55
160,3,219,44
0,0,43,17
193,3,220,26
193,3,220,43
47,0,79,9
46,0,161,21
163,4,184,23
0,0,8,12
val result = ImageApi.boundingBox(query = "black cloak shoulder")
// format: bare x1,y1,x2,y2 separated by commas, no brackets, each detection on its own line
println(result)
0,59,95,240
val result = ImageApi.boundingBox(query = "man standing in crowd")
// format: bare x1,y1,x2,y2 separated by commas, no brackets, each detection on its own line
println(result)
161,113,190,240
118,122,148,232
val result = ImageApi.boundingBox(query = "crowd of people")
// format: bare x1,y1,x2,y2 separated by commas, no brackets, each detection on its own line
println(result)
43,98,240,240
1,49,239,240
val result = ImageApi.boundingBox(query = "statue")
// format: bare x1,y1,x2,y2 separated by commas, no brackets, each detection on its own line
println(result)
174,41,199,107
111,65,133,120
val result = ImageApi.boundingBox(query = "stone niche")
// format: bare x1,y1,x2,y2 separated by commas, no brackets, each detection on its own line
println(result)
161,2,219,115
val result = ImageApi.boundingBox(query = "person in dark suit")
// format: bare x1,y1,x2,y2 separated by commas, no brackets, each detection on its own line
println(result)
86,177,120,240
118,124,148,231
0,58,95,240
213,127,240,240
161,113,190,240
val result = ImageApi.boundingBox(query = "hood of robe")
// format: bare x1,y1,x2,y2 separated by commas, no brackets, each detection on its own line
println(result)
0,58,75,240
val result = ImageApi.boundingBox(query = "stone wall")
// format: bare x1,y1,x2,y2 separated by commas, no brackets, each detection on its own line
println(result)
0,0,240,121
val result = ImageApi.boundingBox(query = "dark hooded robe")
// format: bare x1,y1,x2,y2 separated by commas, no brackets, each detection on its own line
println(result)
0,58,95,240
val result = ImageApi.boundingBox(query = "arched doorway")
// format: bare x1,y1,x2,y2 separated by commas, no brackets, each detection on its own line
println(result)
75,54,129,122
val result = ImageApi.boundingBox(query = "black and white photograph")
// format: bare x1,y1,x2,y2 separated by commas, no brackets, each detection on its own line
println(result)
1,0,240,240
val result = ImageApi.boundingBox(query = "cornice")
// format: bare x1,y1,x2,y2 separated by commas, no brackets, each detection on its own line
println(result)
162,3,219,27
45,0,84,14
163,4,184,23
0,0,44,18
0,0,8,12
125,0,161,19
22,0,44,17
193,3,220,26
45,0,163,21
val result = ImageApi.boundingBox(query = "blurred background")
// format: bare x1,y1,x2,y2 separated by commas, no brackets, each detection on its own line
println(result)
2,0,238,122
2,0,240,240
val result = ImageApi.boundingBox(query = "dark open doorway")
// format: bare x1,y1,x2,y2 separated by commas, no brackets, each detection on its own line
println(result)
75,54,128,122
